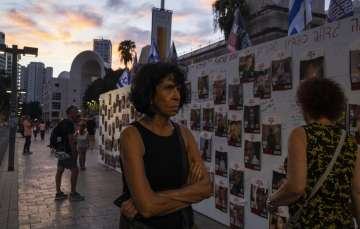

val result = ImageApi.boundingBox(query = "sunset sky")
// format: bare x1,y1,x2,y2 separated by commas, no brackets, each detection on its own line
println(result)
1,0,332,77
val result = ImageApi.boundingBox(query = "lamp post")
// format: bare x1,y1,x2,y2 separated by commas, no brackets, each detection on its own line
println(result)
0,44,37,171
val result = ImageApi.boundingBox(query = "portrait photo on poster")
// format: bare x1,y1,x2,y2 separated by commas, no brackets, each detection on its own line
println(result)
244,104,260,134
202,107,215,132
349,104,360,144
271,57,292,91
185,81,192,104
198,75,210,99
350,50,360,90
215,150,228,177
190,108,201,131
213,78,227,105
200,135,212,163
229,166,244,198
228,118,242,147
250,180,268,218
244,137,261,171
262,123,282,155
300,56,324,81
269,213,287,229
228,83,243,110
239,54,256,83
230,201,245,229
254,68,272,99
215,181,228,213
215,108,228,137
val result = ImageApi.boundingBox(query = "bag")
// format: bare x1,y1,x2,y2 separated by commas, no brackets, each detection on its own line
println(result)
50,122,71,160
285,130,347,229
120,215,154,229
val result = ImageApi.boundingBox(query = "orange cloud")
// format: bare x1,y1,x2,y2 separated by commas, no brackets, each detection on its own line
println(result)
7,9,37,28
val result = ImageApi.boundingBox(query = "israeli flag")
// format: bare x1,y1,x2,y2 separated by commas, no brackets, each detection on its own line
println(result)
116,69,131,88
327,0,353,22
148,40,160,63
288,0,313,36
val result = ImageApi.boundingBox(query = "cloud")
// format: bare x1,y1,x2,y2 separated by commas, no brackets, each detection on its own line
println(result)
106,0,125,9
7,9,37,28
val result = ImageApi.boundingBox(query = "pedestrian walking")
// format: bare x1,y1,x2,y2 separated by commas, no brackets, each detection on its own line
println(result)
39,120,46,141
33,119,39,140
22,115,32,155
54,105,85,202
86,116,96,150
76,124,89,170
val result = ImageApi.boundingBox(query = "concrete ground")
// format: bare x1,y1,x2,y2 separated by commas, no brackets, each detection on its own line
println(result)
4,132,229,229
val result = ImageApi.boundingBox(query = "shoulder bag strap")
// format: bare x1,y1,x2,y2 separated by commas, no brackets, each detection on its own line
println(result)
304,129,346,207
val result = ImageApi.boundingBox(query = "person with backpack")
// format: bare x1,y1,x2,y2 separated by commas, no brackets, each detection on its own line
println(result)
54,105,85,201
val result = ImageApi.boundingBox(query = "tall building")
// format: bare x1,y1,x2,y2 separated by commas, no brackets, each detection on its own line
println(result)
93,39,112,69
45,67,53,82
42,73,69,123
25,62,45,103
19,65,28,103
151,0,172,61
0,32,5,74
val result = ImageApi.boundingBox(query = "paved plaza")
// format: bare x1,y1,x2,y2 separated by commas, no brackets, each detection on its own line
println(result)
0,132,228,229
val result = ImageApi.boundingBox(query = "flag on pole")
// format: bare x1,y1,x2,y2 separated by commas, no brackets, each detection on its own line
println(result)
288,0,313,36
227,7,252,52
116,68,131,88
148,40,160,63
168,42,178,63
327,0,353,22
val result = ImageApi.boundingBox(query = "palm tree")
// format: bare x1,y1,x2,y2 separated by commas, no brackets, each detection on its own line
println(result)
118,40,136,68
212,0,250,40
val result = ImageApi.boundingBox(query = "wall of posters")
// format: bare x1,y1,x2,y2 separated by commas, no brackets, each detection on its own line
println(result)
173,15,360,229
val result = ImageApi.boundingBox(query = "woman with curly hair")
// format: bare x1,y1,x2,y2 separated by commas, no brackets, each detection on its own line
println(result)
118,63,211,229
268,78,360,228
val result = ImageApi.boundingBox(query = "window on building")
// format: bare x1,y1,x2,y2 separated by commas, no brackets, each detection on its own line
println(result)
52,112,60,118
52,102,61,110
52,92,61,100
54,83,59,87
73,99,76,103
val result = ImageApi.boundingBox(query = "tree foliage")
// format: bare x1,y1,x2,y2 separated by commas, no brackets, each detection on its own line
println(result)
23,101,42,120
82,68,124,112
212,0,250,40
118,40,136,68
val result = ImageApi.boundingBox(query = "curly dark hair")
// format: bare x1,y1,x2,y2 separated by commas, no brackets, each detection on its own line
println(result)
129,63,186,117
297,78,346,121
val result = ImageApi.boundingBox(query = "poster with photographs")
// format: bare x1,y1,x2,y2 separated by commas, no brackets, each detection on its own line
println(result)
262,116,282,155
213,74,227,105
215,180,228,213
200,133,212,162
228,83,243,110
300,56,324,81
350,50,360,90
215,149,228,177
269,214,287,229
207,166,215,196
202,105,215,132
190,106,201,131
215,107,228,137
250,179,268,218
230,198,245,229
198,75,209,99
272,170,286,193
228,114,242,147
229,163,244,198
254,68,271,99
244,135,261,171
349,104,360,144
239,54,256,83
185,81,192,104
244,100,260,134
271,57,292,91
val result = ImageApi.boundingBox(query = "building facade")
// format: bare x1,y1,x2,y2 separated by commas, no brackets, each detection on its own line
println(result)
93,39,112,69
0,32,5,74
25,62,45,103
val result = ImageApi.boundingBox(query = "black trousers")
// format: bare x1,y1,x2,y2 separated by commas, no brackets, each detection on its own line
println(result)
23,136,31,153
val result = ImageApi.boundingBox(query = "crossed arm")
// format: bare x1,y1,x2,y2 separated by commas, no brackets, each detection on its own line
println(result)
119,125,211,218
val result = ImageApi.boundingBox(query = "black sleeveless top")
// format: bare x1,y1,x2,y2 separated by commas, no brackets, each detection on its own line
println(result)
121,121,193,229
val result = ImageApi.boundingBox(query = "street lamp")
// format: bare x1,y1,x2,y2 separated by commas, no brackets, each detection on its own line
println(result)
0,43,38,171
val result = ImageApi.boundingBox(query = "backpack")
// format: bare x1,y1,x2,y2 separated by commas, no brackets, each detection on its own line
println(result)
49,122,70,160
